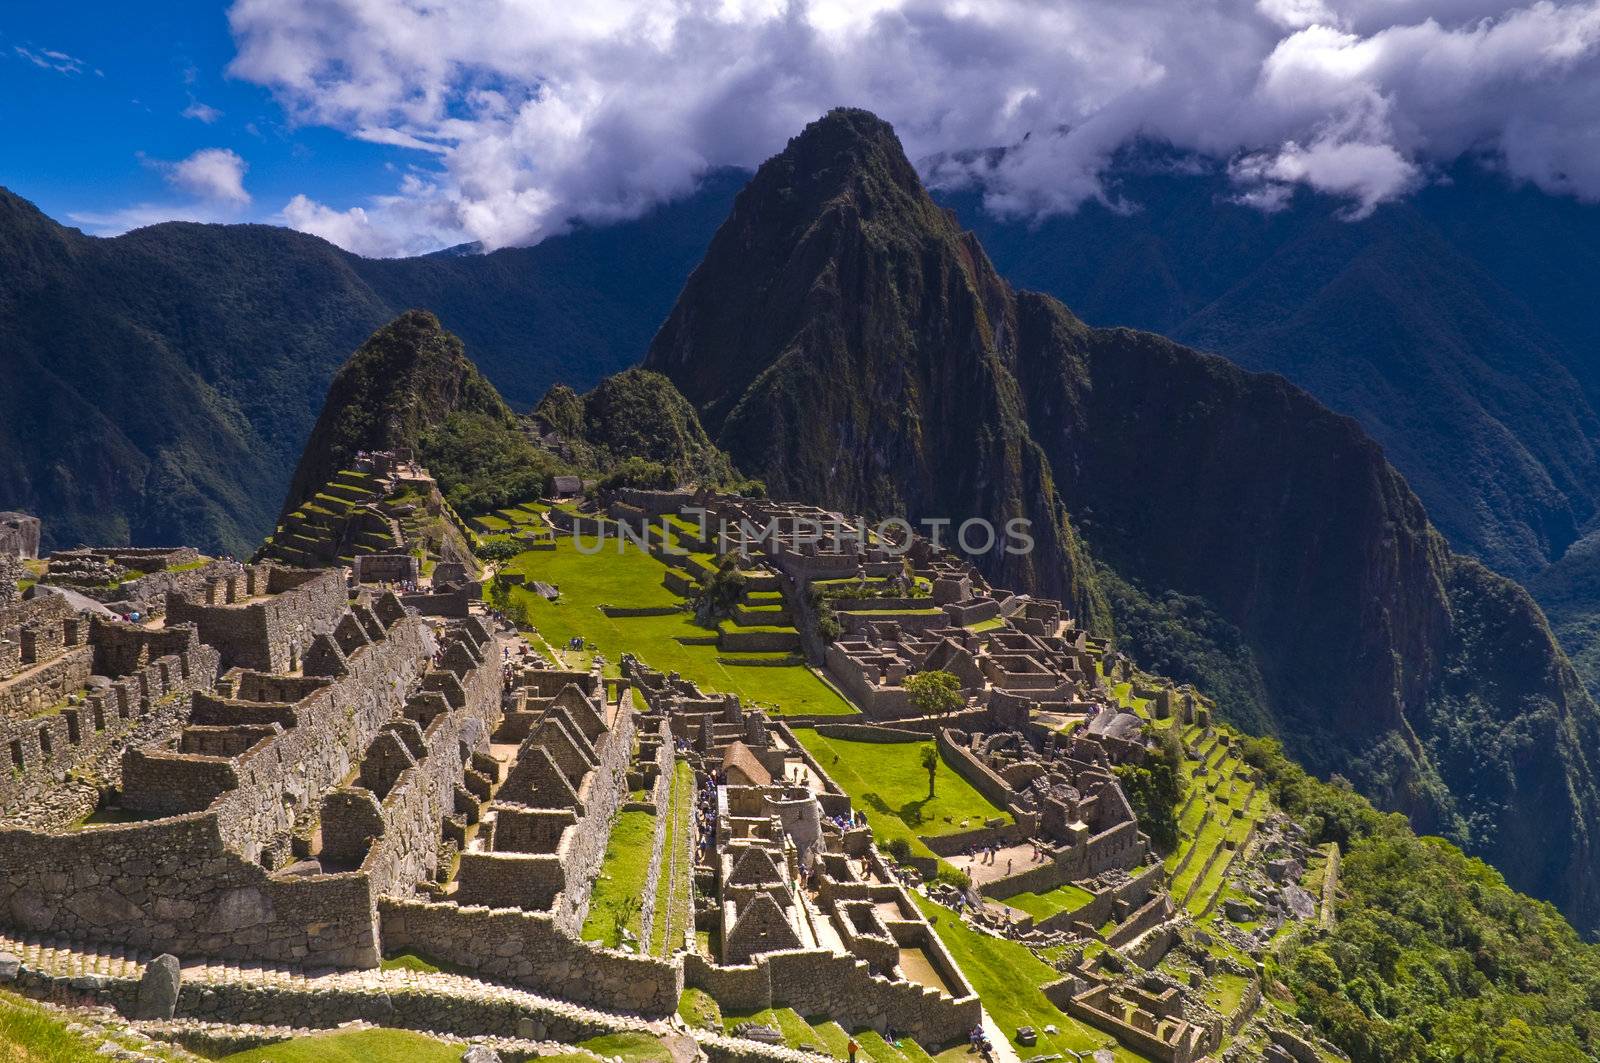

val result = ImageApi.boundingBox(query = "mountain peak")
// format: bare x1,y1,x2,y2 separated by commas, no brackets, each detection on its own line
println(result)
755,107,930,223
278,309,513,518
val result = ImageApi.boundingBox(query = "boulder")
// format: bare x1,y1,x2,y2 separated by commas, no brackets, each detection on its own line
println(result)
1223,899,1256,923
1282,884,1318,921
461,1046,502,1063
133,954,181,1019
0,952,19,982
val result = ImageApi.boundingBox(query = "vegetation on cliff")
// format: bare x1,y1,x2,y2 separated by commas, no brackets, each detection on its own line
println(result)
532,368,737,489
281,310,564,518
1246,736,1600,1063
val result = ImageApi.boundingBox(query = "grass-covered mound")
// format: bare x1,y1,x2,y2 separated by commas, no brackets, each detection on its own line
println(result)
534,368,737,488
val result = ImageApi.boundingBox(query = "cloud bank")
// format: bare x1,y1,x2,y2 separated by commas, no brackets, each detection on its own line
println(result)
224,0,1600,255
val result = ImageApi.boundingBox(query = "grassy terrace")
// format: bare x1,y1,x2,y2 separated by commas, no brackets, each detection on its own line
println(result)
582,809,657,948
502,536,854,716
912,897,1149,1063
791,729,1009,859
1165,734,1265,917
649,759,695,956
997,881,1095,922
221,1028,466,1063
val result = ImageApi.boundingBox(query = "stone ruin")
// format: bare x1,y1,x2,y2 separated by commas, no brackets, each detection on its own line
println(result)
624,658,984,1047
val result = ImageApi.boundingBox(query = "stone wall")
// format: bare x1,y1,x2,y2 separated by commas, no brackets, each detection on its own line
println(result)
0,646,92,719
378,898,682,1016
360,634,502,896
0,624,220,824
0,812,381,967
935,728,1017,813
552,692,636,935
166,567,347,673
0,610,433,967
682,946,983,1048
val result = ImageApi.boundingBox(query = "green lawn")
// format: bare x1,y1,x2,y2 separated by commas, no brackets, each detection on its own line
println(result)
998,881,1095,921
219,1028,465,1063
502,538,855,716
913,898,1150,1063
583,809,658,948
579,1032,673,1063
0,989,139,1063
791,730,1009,857
650,759,695,956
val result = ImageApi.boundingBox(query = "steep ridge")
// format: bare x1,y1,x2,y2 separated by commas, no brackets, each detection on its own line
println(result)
943,159,1600,586
646,109,1103,620
645,108,1600,933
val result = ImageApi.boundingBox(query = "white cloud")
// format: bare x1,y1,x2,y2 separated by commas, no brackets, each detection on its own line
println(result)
167,148,251,205
12,44,87,75
222,0,1600,254
183,100,224,123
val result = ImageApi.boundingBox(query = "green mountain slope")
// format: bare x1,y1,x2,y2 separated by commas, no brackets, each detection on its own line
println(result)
0,174,740,555
644,108,1600,936
532,368,736,488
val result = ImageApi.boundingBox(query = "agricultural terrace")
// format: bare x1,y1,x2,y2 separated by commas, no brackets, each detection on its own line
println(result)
497,532,855,717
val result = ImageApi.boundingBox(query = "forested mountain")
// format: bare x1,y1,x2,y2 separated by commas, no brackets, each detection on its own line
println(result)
941,159,1600,694
0,173,741,555
645,108,1600,936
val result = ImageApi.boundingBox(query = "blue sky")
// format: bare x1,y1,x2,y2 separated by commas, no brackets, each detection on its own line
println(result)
4,0,1598,257
0,0,412,234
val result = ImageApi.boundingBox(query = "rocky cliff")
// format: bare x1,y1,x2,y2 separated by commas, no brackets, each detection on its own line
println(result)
645,108,1600,934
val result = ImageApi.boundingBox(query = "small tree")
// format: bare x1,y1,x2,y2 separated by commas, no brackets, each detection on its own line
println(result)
920,744,940,798
695,557,747,623
906,669,963,719
608,895,642,949
486,573,513,613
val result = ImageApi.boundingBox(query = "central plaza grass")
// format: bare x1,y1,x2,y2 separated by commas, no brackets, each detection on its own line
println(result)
912,898,1151,1063
502,537,854,716
582,808,658,948
791,729,1009,857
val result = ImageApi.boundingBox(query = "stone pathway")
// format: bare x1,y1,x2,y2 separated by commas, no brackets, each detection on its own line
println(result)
960,844,1045,887
0,929,661,1034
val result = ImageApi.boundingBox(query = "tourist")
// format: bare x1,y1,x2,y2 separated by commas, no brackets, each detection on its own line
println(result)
847,1037,860,1063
